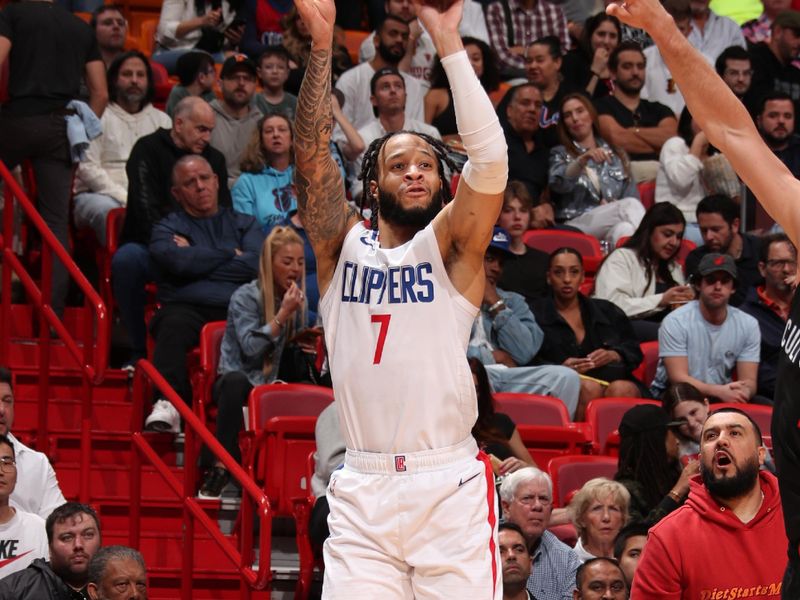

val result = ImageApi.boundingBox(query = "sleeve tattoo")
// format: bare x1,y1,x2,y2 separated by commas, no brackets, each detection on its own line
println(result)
294,48,355,245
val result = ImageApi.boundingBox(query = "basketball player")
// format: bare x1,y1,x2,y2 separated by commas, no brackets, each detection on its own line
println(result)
605,0,800,597
292,0,508,597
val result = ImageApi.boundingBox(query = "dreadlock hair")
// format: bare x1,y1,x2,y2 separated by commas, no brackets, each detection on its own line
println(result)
615,419,679,511
258,226,307,377
358,130,458,230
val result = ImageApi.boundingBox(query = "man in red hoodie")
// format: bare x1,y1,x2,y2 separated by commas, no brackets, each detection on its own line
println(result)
632,408,787,599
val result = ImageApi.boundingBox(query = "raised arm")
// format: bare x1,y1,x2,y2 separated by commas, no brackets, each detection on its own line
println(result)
416,0,508,305
608,0,800,245
293,0,359,297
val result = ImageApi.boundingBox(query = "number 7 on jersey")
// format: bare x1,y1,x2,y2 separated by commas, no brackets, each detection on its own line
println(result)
371,314,391,364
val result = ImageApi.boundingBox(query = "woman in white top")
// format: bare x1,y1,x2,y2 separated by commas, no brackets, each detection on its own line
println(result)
655,107,709,245
593,203,694,341
153,0,241,74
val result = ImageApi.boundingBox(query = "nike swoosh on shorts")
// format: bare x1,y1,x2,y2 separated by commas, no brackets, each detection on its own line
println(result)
458,472,482,487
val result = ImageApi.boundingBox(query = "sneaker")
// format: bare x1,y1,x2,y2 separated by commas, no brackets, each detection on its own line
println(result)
144,399,180,433
198,466,230,499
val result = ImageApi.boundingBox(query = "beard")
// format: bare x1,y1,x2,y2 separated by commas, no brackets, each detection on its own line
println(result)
377,41,404,64
701,454,760,500
762,129,791,148
378,187,443,228
118,88,145,109
615,78,643,95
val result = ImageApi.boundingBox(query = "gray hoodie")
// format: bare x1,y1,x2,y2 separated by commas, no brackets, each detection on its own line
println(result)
209,99,263,188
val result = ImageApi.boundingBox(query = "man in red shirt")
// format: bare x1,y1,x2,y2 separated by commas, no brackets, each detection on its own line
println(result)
632,408,787,599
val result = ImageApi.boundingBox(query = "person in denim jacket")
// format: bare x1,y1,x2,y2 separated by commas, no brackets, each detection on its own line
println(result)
549,93,645,246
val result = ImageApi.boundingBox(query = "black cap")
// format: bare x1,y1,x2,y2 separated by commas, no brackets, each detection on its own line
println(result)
220,53,257,79
618,404,684,437
696,253,737,280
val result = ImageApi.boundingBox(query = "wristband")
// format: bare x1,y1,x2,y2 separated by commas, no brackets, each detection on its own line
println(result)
273,315,282,328
668,490,682,502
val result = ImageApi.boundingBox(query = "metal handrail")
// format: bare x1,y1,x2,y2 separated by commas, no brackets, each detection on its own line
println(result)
0,159,109,502
129,360,273,598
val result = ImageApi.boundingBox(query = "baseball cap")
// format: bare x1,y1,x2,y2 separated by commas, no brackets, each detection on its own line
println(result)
370,66,405,95
696,253,738,280
618,404,684,437
487,227,514,257
774,10,800,32
220,54,257,79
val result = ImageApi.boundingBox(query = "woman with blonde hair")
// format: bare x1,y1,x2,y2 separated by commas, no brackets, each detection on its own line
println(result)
568,477,630,562
199,226,316,499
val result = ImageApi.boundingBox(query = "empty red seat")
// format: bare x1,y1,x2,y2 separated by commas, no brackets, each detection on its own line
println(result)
547,454,618,507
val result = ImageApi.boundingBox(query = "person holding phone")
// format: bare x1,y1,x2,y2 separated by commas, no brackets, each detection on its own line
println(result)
593,202,694,342
198,225,318,499
153,0,244,74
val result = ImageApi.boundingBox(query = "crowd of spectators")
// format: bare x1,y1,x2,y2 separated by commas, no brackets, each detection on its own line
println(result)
0,0,797,596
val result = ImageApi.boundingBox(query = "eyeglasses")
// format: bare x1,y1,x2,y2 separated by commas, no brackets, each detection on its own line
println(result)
766,259,797,270
0,457,16,472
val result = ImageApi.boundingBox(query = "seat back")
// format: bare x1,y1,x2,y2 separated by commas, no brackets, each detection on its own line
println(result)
637,181,656,209
246,384,334,516
631,341,659,388
493,392,570,427
675,238,697,267
193,321,227,419
516,424,593,467
523,230,604,273
710,403,773,435
584,397,660,454
343,29,369,63
547,455,619,507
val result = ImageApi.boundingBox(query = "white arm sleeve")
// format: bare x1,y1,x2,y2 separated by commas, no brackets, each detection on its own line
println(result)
441,50,508,195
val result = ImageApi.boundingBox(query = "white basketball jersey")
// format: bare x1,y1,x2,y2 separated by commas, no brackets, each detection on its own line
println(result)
319,222,479,453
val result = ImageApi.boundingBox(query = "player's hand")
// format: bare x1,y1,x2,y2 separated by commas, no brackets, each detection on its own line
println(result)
413,0,464,37
295,0,336,48
606,0,670,34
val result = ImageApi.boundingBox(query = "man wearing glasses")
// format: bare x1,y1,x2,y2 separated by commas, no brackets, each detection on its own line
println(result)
0,434,48,579
499,468,581,600
650,253,763,403
742,234,798,400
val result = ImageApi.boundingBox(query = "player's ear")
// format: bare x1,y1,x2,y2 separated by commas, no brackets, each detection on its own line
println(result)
369,180,379,200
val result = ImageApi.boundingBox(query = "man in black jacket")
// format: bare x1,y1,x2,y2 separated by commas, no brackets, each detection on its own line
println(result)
0,502,102,599
144,155,262,433
111,96,230,370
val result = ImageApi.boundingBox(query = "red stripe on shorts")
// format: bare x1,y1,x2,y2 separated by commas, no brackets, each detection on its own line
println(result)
477,450,498,597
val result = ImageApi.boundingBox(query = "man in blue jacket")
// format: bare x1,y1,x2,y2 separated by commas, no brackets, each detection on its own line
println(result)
145,154,264,433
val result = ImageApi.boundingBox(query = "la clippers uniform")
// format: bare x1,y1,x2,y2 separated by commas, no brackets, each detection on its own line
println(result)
318,222,501,599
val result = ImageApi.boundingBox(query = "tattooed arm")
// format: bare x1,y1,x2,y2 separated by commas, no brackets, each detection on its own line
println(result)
293,0,359,297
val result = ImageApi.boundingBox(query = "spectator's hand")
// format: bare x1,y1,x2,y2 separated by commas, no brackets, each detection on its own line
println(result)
295,0,336,48
674,458,700,497
531,202,555,229
498,456,527,475
492,349,518,368
414,0,464,37
590,47,610,78
203,8,222,28
483,279,501,307
606,0,671,34
173,234,190,247
563,357,595,374
690,131,709,158
716,382,749,403
659,285,694,307
508,45,526,56
586,348,621,368
280,281,305,315
580,147,612,165
331,92,343,118
234,248,242,256
224,23,244,45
